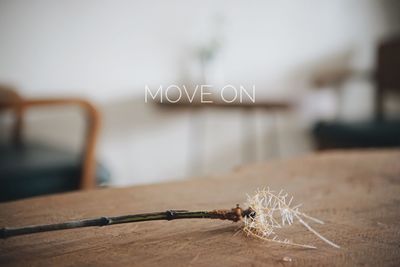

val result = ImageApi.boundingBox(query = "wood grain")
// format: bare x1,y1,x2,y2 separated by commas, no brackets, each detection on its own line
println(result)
1,150,399,266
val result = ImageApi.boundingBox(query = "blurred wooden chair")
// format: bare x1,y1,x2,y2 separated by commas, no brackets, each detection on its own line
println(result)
0,85,110,201
312,36,400,149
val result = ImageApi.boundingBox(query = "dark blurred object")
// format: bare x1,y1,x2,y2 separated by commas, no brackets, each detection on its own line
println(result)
376,36,400,120
313,36,400,150
313,120,400,149
0,86,110,202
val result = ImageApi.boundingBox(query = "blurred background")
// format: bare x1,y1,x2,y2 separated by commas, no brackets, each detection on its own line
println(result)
0,0,399,201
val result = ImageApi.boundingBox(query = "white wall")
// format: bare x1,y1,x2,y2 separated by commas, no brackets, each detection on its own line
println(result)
1,0,398,101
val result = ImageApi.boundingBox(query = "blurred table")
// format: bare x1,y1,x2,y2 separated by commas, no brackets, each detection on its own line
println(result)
158,100,294,174
1,150,400,266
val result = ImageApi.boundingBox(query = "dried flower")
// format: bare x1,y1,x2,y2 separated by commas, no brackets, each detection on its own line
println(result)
243,188,340,249
1,187,340,250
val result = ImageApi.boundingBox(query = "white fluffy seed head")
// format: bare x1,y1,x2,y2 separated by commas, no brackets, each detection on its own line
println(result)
243,188,340,249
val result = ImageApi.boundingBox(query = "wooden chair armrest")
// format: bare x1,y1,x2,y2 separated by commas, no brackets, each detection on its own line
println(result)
0,98,101,190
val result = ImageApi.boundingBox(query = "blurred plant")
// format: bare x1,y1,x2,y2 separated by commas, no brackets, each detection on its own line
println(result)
198,38,221,65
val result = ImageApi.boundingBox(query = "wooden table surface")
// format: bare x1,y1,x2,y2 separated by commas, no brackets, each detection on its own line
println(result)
1,150,399,266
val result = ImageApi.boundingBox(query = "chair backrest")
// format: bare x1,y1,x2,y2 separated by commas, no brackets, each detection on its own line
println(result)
0,85,22,103
0,85,24,144
376,36,400,120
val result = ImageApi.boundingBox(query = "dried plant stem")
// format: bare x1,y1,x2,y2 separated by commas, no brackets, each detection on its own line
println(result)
1,207,247,239
1,188,341,250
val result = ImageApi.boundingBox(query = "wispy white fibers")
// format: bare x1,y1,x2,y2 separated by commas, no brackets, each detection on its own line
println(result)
243,188,340,249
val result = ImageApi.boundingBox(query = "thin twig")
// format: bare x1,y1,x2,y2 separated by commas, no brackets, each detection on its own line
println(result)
1,206,248,239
